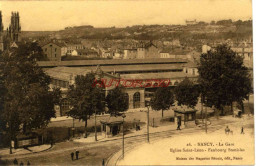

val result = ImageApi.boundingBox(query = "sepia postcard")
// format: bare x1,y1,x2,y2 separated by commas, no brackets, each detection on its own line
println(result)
0,0,254,165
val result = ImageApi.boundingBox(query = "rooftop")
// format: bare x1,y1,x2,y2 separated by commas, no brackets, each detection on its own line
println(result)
38,58,187,67
40,41,67,48
79,63,184,73
45,66,92,81
100,116,123,125
76,49,98,54
120,72,197,80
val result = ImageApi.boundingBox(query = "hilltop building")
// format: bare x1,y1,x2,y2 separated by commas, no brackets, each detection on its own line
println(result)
186,19,198,25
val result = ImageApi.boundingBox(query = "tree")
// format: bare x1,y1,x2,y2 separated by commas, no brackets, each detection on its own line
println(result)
198,44,253,115
67,73,105,138
151,87,174,118
105,86,128,116
174,78,199,108
0,43,60,153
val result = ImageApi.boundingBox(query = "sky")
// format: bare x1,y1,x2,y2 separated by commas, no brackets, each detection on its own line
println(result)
0,0,252,31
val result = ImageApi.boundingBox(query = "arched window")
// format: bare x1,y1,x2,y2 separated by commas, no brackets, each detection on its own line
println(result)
133,92,141,108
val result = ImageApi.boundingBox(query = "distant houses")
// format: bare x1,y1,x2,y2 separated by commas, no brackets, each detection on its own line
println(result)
201,40,253,69
39,39,252,68
40,40,203,62
66,42,85,55
71,49,99,58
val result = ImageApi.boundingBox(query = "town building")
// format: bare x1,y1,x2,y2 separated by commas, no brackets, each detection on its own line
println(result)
123,48,137,59
66,42,85,55
42,42,67,61
231,46,253,69
160,48,173,58
137,41,160,59
113,50,124,59
71,49,99,58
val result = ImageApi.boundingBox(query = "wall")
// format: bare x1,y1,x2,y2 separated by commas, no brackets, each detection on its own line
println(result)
124,49,137,59
137,48,145,59
42,43,61,61
145,45,160,58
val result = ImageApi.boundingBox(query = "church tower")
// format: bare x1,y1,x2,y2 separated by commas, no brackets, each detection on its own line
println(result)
0,11,4,51
7,11,21,42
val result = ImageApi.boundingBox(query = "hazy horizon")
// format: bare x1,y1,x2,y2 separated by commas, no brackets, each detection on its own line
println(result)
0,0,252,31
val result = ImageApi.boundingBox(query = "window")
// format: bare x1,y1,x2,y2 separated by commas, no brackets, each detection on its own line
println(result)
65,82,69,88
45,48,47,52
61,99,70,116
55,48,57,52
133,92,141,108
55,54,57,57
124,93,129,109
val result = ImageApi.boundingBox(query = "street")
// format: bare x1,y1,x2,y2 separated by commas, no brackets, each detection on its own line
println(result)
0,114,253,165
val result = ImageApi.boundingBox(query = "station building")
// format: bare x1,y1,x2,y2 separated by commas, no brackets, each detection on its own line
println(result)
42,58,199,117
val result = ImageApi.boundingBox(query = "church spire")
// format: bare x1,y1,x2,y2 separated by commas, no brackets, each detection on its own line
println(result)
8,11,21,42
0,11,3,32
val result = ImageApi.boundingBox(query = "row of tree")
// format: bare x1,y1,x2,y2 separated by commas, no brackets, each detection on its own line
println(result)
151,45,252,117
0,43,62,153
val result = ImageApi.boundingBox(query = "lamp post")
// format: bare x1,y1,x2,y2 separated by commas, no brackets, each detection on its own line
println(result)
145,100,150,143
205,99,207,134
95,107,97,141
72,117,75,138
122,113,126,159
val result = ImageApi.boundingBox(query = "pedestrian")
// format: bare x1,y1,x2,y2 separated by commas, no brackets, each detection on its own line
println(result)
75,150,79,160
225,126,230,134
13,158,18,165
71,152,74,161
20,161,24,166
241,127,245,134
177,124,180,130
102,159,105,166
27,161,30,166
